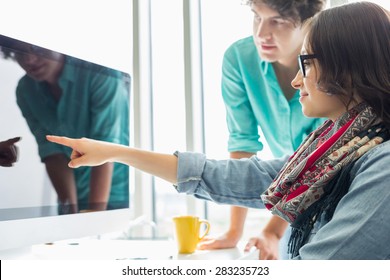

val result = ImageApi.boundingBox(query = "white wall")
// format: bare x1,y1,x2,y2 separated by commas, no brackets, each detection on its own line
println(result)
0,0,133,73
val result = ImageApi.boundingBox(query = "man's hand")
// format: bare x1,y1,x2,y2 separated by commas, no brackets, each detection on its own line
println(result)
244,231,280,260
197,230,240,250
0,137,21,167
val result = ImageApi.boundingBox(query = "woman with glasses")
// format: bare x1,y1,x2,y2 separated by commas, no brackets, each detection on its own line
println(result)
201,0,326,258
47,1,390,259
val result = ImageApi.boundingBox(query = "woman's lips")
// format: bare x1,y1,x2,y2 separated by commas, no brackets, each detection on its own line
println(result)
299,92,309,102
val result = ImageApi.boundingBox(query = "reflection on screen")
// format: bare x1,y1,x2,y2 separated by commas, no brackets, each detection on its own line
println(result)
0,34,130,217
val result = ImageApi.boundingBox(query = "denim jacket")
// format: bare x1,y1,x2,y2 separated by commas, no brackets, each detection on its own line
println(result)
174,141,390,260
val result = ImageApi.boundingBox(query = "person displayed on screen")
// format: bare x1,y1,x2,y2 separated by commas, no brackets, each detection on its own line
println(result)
2,41,129,213
200,0,326,259
47,1,390,259
0,137,21,167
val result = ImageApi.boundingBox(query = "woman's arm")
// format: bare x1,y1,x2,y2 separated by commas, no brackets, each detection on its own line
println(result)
46,135,288,209
46,136,178,184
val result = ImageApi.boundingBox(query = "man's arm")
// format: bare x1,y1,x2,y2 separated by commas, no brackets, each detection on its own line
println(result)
88,163,113,210
44,153,78,212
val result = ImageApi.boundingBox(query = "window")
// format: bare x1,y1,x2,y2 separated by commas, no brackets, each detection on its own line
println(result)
347,0,389,9
200,0,272,239
133,0,273,240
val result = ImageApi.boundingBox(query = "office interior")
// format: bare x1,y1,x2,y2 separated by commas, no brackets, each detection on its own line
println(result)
0,0,388,259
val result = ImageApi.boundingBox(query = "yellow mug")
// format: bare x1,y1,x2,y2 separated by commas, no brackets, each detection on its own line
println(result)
173,215,210,254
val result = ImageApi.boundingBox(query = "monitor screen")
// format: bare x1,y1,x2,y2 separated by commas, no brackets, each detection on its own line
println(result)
0,34,132,253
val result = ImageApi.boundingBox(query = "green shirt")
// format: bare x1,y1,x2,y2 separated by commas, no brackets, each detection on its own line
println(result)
222,36,325,157
16,57,130,207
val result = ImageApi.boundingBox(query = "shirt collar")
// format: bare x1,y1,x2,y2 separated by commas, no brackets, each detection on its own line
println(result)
260,59,270,74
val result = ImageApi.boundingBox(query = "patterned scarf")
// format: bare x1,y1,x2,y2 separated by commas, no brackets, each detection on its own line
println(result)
261,102,389,257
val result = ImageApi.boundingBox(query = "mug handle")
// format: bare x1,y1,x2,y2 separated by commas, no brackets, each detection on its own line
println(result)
198,219,210,241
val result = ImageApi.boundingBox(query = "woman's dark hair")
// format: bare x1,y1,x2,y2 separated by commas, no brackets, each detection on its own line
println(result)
245,0,326,23
306,2,390,129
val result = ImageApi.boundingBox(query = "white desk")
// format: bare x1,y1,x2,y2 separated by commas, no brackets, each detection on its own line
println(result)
2,239,259,260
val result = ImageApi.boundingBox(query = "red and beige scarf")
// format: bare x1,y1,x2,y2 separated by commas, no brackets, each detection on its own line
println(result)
261,103,389,256
261,102,388,234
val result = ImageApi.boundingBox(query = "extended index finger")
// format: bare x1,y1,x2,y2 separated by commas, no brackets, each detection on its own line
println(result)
46,135,76,149
3,137,21,145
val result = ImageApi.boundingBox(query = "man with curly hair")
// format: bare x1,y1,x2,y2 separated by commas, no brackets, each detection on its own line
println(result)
198,0,327,259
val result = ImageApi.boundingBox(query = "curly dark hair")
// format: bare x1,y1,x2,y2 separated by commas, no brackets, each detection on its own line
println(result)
244,0,326,23
0,35,21,60
306,2,390,129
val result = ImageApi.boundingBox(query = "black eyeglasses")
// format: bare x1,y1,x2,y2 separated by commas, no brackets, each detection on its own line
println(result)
298,54,317,77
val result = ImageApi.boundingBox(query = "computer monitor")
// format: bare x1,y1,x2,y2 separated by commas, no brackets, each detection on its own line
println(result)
0,34,132,254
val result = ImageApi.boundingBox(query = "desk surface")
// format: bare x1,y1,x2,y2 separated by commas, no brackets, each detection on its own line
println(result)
5,239,259,260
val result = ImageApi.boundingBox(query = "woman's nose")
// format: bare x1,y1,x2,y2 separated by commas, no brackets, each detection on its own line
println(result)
291,71,303,90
